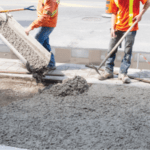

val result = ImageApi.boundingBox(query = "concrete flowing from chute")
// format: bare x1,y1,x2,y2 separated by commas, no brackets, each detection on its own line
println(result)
0,17,48,70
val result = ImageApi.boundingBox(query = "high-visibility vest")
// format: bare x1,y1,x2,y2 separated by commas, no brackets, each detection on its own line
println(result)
42,0,60,5
114,0,134,26
42,0,60,17
43,0,46,5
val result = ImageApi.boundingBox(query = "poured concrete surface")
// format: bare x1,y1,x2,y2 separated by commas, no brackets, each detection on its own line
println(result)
0,61,150,149
0,83,150,149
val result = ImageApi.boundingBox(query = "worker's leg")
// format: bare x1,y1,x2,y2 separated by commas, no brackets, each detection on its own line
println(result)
35,27,55,67
43,38,55,67
99,31,123,80
120,31,137,74
105,31,123,73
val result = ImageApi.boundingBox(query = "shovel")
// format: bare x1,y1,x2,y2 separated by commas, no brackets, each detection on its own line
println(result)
0,5,36,13
86,20,138,74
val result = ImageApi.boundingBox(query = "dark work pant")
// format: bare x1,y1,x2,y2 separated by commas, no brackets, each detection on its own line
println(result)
105,30,137,74
35,27,55,67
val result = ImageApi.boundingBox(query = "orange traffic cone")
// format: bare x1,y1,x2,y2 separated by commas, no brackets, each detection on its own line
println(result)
102,0,112,18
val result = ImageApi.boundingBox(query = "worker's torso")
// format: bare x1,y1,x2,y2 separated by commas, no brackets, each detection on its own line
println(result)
114,0,142,31
37,0,60,27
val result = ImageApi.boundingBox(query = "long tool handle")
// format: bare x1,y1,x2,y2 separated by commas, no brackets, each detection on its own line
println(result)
0,8,24,13
98,20,138,70
0,6,36,13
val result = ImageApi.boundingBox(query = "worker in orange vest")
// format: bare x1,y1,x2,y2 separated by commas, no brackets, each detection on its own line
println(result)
25,0,60,69
99,0,150,83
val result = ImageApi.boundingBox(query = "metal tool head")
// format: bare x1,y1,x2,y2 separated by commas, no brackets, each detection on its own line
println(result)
85,64,101,75
24,5,36,11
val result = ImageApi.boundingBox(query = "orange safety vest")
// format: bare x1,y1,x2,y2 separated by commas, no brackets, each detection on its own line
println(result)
30,0,60,30
109,0,147,31
39,0,60,17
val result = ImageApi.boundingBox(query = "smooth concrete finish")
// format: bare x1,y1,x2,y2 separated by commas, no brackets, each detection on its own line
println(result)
0,145,27,150
72,49,89,58
0,58,28,74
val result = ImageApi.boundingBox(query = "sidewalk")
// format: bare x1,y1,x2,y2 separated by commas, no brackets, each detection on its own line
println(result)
0,58,150,88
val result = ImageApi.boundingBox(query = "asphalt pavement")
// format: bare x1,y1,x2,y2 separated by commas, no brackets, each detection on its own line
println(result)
0,0,150,53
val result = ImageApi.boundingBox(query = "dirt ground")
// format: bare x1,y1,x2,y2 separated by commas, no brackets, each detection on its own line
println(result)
0,77,150,150
0,78,45,107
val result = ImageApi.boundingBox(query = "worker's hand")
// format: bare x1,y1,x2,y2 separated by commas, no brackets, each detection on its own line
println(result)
111,28,117,39
133,14,142,22
25,27,32,36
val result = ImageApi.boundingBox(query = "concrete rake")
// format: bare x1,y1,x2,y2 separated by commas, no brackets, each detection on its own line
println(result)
86,20,138,75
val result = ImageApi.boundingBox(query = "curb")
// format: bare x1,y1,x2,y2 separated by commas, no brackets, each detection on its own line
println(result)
52,46,150,70
0,46,150,70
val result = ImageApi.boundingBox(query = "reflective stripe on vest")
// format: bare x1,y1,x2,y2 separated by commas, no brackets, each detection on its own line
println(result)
56,0,60,4
129,0,134,26
114,0,120,24
41,0,59,17
43,8,58,17
43,0,46,5
114,0,134,26
114,0,119,7
51,8,58,17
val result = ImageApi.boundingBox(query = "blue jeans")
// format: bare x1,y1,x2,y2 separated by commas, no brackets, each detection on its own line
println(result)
105,30,137,74
35,27,55,67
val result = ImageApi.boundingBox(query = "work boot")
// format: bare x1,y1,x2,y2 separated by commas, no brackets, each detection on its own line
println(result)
47,65,56,70
98,71,113,80
50,66,56,70
118,73,131,83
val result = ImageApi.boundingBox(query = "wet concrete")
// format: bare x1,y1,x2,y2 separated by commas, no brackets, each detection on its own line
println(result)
46,76,89,97
0,83,150,149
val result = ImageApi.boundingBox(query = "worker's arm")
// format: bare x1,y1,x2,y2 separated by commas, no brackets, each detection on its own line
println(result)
25,0,53,35
108,0,118,38
25,26,32,36
26,15,49,35
30,0,54,30
133,0,150,22
111,13,117,38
